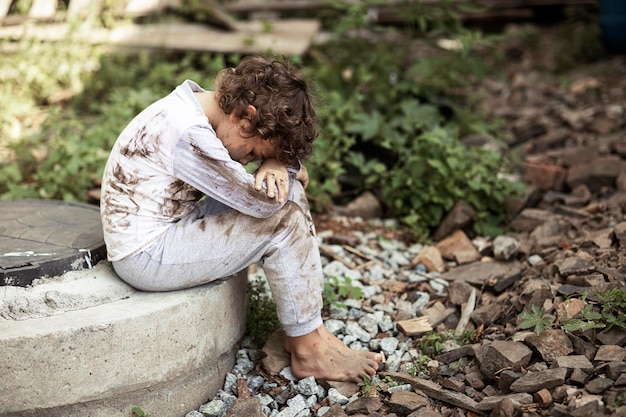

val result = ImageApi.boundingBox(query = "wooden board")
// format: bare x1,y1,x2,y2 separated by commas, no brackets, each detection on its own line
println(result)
0,19,320,56
0,0,12,19
67,0,99,18
28,0,57,19
225,0,598,13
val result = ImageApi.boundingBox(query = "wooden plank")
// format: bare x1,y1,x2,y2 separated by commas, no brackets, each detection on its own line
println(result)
224,0,597,21
28,0,57,19
0,0,12,19
124,0,180,16
67,0,100,18
106,20,319,55
225,0,597,13
124,0,238,31
0,19,320,56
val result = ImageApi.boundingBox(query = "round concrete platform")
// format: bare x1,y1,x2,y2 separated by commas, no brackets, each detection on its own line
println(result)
0,200,247,417
0,200,106,287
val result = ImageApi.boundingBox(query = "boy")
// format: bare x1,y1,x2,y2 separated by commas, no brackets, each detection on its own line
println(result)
100,56,382,383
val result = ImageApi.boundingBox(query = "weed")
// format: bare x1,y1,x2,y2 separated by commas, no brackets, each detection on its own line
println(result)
357,375,380,397
246,277,280,346
517,306,554,335
131,406,150,417
2,0,529,242
561,288,626,333
597,288,626,331
323,275,364,309
419,332,446,356
560,303,605,333
405,354,431,376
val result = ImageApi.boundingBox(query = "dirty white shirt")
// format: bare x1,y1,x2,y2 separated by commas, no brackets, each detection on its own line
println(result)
100,80,296,261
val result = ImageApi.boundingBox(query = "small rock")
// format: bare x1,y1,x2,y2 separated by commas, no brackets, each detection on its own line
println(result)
297,376,319,396
199,399,227,417
594,345,626,362
525,329,573,362
224,398,265,417
554,355,594,373
344,396,383,414
556,298,586,321
585,376,614,394
412,246,446,273
318,403,347,417
493,235,520,260
327,388,350,406
509,368,567,393
554,256,590,276
475,341,533,380
569,368,590,385
388,390,430,415
476,393,533,411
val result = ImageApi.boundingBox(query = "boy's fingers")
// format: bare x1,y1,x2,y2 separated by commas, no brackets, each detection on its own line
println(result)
267,174,276,198
278,178,289,203
254,170,264,190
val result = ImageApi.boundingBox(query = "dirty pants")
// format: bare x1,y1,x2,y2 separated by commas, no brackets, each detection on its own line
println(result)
111,182,324,337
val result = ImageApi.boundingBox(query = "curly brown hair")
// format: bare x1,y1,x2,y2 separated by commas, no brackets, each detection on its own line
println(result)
214,56,317,166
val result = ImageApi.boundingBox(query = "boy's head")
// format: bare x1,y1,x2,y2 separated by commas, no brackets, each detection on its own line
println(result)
214,56,317,166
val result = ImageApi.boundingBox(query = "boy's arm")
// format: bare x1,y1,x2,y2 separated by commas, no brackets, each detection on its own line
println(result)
173,127,292,218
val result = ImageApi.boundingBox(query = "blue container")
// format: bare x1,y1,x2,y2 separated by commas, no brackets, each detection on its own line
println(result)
600,0,626,53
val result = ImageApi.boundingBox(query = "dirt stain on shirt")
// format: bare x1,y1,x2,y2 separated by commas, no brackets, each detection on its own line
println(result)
119,110,167,159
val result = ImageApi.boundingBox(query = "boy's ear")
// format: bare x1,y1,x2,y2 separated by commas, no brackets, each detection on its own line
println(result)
229,105,257,124
246,105,257,119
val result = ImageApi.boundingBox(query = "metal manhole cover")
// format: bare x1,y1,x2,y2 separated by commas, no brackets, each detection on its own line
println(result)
0,200,106,287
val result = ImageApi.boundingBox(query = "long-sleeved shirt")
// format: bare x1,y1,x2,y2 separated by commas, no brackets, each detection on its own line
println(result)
100,80,296,261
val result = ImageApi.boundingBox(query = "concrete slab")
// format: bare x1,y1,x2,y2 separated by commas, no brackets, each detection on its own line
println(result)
0,200,247,417
0,200,106,287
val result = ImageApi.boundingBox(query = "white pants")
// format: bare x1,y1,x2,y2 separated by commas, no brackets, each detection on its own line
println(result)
112,182,323,337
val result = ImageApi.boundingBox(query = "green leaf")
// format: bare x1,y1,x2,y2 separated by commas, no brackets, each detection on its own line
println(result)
517,306,553,334
560,319,605,332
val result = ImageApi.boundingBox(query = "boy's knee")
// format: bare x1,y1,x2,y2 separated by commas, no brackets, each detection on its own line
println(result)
268,201,311,236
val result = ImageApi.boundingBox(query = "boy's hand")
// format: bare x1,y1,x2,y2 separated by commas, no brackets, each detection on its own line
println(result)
296,165,309,189
255,158,289,202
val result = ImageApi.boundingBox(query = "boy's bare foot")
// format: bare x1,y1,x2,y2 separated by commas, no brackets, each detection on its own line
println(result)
284,325,383,383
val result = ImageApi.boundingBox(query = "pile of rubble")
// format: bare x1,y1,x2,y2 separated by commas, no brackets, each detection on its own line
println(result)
188,25,626,417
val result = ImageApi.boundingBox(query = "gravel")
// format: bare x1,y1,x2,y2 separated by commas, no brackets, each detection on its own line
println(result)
185,216,450,417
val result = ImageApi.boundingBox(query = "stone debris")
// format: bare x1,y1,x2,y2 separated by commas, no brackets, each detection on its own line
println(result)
186,198,626,417
183,26,626,417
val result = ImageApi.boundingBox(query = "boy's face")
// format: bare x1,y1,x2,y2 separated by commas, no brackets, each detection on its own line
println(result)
217,114,277,165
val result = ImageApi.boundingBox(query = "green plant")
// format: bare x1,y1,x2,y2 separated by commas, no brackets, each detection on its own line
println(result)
405,354,431,376
131,406,150,417
381,375,399,387
449,358,465,370
357,375,380,397
246,277,280,346
323,275,364,309
0,46,234,200
560,303,606,333
419,332,445,356
3,0,523,243
305,0,521,239
517,306,554,334
561,288,626,333
598,288,626,331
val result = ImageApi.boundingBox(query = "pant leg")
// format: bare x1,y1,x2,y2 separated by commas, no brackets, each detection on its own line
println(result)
112,181,323,337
